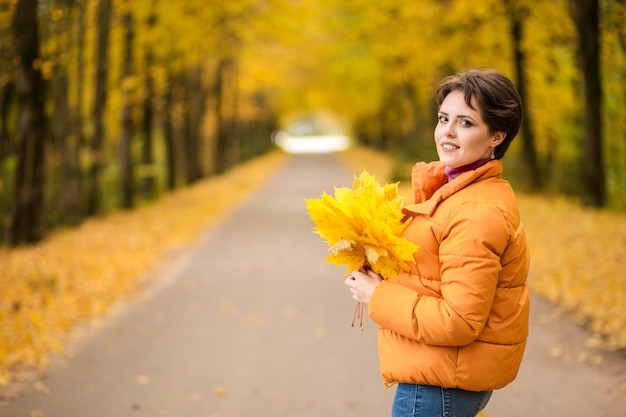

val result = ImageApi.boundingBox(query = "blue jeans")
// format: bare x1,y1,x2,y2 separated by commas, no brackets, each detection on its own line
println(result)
392,383,492,417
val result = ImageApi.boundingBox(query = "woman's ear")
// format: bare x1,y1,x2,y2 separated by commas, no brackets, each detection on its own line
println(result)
492,131,506,147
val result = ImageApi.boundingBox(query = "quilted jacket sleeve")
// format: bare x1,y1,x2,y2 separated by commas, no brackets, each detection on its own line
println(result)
370,199,511,346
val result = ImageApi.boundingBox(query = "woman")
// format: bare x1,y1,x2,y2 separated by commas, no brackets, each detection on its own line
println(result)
345,69,530,417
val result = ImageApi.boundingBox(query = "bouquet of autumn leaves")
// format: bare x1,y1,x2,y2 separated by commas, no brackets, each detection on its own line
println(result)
305,170,419,329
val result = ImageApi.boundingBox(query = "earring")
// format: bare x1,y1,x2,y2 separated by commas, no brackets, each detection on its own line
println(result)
490,148,496,159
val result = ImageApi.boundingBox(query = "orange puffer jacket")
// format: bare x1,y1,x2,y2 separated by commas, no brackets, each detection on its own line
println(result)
369,160,530,392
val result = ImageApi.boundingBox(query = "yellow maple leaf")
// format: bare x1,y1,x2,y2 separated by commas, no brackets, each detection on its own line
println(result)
306,170,419,279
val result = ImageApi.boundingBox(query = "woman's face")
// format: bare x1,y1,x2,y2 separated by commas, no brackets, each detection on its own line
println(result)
434,90,504,168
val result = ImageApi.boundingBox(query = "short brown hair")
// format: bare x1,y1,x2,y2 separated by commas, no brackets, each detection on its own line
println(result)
436,69,523,159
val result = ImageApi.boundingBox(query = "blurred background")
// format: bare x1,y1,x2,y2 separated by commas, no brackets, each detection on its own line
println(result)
1,3,626,409
1,0,625,246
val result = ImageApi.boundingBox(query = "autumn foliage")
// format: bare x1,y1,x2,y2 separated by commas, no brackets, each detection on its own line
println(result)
2,0,626,247
306,170,418,279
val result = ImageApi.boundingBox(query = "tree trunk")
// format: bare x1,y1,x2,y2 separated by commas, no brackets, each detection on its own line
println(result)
183,67,202,183
193,66,205,180
0,78,15,161
87,0,112,215
45,0,80,226
229,63,240,166
140,1,157,199
69,0,87,221
570,0,605,206
120,3,135,209
213,58,229,174
510,6,542,191
141,62,156,199
162,70,176,190
51,67,76,223
10,0,47,245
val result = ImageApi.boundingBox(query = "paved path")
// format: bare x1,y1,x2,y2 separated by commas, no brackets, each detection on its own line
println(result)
1,153,624,417
0,154,390,417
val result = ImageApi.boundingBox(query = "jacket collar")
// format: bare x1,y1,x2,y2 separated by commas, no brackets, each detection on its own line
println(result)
402,160,503,217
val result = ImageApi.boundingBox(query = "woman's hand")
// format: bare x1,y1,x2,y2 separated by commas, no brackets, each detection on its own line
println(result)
344,268,383,304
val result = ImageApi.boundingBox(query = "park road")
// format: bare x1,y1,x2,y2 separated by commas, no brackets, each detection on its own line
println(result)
1,152,625,417
0,153,390,417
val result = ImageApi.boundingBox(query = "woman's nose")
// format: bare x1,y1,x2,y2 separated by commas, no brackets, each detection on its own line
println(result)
441,122,455,137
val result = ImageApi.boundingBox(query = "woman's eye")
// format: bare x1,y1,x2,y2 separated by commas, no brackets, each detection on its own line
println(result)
460,119,473,127
438,115,448,123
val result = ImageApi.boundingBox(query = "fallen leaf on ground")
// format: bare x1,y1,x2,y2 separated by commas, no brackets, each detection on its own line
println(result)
136,375,150,385
215,387,228,397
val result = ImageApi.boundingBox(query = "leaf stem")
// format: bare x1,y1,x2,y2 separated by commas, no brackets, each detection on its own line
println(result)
359,302,365,331
351,301,361,327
